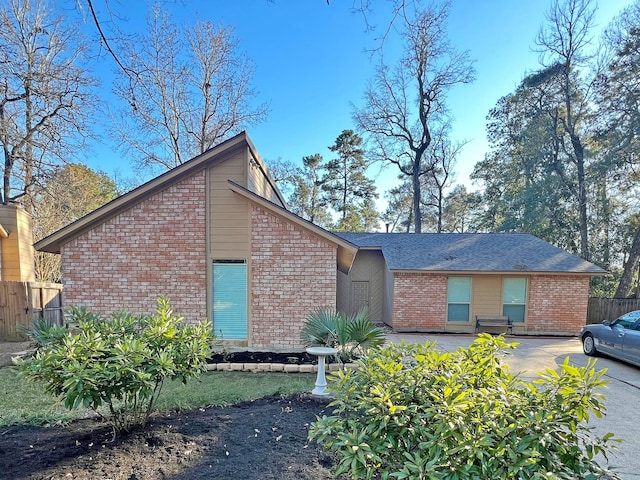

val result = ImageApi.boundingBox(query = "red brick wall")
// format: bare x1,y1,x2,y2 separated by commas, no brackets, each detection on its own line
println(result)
392,273,447,331
391,272,589,334
527,275,590,334
250,205,337,348
61,171,207,323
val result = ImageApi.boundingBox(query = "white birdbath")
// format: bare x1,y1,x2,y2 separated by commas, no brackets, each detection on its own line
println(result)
306,346,338,396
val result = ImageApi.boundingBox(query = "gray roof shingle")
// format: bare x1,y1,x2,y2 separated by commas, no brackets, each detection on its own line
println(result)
335,233,606,274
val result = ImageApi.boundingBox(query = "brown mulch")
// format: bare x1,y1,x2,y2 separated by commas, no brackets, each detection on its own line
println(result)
0,393,338,480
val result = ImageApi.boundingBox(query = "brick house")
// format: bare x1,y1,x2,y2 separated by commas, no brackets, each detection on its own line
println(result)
335,233,605,336
35,132,606,347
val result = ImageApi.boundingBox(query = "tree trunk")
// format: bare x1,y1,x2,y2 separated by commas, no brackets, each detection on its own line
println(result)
615,226,640,298
2,147,10,205
413,166,421,233
572,134,589,261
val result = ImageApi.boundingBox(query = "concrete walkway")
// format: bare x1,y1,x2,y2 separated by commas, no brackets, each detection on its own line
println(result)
386,333,640,479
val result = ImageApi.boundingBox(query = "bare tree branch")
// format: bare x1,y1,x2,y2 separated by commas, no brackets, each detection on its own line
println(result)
353,1,474,232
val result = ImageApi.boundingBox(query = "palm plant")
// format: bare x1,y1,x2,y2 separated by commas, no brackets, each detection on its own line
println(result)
18,318,68,351
301,308,385,362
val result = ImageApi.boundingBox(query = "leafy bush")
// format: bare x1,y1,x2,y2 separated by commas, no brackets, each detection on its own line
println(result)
309,334,620,480
300,308,385,362
16,296,213,434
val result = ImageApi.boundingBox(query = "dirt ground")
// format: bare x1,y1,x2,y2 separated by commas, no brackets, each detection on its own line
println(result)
0,392,338,480
0,341,341,479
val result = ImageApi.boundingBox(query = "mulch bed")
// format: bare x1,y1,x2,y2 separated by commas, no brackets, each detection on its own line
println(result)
0,393,338,480
207,350,317,365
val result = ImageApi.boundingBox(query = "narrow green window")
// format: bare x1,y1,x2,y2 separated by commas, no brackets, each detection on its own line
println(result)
447,277,471,322
212,260,247,339
503,278,527,323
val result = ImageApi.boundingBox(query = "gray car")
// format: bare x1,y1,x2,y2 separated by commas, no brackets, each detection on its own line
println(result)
581,310,640,367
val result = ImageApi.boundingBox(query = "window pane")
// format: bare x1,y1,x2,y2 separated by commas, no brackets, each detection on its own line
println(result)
213,262,247,339
448,304,470,322
503,304,525,323
503,278,526,304
448,277,471,303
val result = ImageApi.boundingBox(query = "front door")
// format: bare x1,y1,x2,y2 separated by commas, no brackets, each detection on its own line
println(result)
351,281,370,316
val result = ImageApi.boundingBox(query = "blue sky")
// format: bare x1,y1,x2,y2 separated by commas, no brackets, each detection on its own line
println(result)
85,0,633,199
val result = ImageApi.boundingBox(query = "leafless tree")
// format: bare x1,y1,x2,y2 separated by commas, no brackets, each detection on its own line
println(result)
112,7,269,174
421,127,464,233
535,0,597,260
0,0,97,211
353,1,474,232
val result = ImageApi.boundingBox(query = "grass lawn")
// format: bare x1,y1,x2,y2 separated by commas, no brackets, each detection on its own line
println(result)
0,367,315,427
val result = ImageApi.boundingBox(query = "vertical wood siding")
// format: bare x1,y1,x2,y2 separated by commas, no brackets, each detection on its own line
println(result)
209,150,250,258
471,275,502,318
336,250,385,322
247,152,284,207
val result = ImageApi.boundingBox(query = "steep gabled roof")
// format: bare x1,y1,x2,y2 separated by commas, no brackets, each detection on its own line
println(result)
336,232,607,275
35,132,282,254
228,181,358,273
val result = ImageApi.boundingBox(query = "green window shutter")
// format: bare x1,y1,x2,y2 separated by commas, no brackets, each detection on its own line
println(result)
502,278,527,323
213,261,247,339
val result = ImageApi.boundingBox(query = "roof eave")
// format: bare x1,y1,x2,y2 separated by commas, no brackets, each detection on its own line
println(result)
34,133,250,254
389,269,607,276
227,180,358,273
244,135,288,208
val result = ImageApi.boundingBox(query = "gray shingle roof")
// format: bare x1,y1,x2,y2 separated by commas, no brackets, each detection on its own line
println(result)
335,233,606,274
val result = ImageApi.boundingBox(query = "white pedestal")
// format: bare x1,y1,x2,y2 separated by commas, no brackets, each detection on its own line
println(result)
306,347,338,396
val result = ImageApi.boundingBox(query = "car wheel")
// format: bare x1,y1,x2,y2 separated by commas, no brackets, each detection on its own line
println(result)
582,333,597,356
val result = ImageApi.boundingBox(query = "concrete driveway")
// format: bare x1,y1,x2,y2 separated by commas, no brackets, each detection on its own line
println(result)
387,333,640,480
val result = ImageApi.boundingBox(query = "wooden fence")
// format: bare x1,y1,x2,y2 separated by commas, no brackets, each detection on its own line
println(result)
0,281,63,340
586,297,640,324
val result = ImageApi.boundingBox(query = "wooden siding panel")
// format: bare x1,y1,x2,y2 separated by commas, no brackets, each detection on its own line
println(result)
0,206,35,282
471,275,502,318
337,250,385,322
209,151,250,257
247,153,284,207
383,265,394,326
336,270,350,314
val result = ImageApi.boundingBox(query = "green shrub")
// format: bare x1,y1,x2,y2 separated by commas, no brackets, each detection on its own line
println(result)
300,308,385,362
309,334,620,480
16,296,213,434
